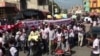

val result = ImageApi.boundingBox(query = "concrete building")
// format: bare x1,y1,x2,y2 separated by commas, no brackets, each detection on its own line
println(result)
83,0,100,12
3,0,49,11
83,0,90,12
27,0,49,12
0,0,17,18
90,0,100,12
0,0,49,18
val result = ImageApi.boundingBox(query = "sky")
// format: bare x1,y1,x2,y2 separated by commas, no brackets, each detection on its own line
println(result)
54,0,83,9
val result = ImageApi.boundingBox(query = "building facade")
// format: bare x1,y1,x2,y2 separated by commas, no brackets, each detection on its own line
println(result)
0,0,49,18
83,0,90,12
3,0,49,11
90,0,100,12
83,0,100,13
0,0,17,18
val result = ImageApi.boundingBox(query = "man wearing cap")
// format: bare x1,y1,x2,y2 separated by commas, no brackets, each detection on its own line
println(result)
27,28,40,56
28,28,40,42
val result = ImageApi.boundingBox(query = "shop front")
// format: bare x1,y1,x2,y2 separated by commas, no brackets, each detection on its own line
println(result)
0,1,18,18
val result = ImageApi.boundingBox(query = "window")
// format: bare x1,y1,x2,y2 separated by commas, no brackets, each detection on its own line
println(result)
84,2,86,5
93,0,97,3
20,0,27,10
0,8,5,18
38,0,48,5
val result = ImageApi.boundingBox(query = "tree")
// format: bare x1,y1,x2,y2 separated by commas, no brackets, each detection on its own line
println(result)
48,0,61,14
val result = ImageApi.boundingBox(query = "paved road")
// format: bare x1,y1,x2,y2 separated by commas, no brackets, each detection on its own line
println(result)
19,46,91,56
71,46,91,56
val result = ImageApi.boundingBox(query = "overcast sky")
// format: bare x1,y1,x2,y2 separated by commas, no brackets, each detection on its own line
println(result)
54,0,83,9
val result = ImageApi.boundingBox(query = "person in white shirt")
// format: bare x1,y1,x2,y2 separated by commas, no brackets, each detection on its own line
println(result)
0,49,3,56
19,32,26,42
48,25,56,54
40,25,49,53
48,29,56,41
15,30,22,41
84,16,92,23
0,43,3,56
91,35,100,56
73,25,77,31
9,39,18,56
0,33,4,45
63,28,69,40
93,21,97,27
10,46,17,56
19,32,26,51
68,29,75,47
40,26,49,40
15,30,22,52
55,28,63,48
63,27,70,52
78,26,84,47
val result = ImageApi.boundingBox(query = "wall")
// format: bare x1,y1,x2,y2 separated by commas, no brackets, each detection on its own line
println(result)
90,0,100,12
27,0,38,9
1,0,49,11
27,0,49,11
84,0,90,12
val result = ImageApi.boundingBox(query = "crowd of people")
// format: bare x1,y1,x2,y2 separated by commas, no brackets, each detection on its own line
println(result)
0,12,99,56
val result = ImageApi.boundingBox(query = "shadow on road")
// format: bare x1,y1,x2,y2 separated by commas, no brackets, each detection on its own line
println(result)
71,50,76,55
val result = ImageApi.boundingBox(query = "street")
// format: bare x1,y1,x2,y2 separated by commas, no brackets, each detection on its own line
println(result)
19,46,91,56
72,46,91,56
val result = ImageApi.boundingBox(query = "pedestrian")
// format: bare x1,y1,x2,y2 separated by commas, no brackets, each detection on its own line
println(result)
0,43,4,56
15,29,22,51
77,25,84,47
27,27,40,56
63,26,71,52
55,27,63,49
9,39,18,56
68,29,75,47
48,24,56,54
3,43,9,56
91,35,100,56
84,15,92,23
0,33,4,46
19,30,26,51
40,25,49,53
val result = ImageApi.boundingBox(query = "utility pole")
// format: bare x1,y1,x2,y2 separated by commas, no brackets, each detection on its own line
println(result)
52,0,54,19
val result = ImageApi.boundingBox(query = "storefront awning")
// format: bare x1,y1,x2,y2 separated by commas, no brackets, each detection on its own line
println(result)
0,2,16,7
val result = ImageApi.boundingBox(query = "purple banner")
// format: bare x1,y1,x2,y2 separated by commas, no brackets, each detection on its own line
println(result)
44,19,72,25
22,19,72,27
